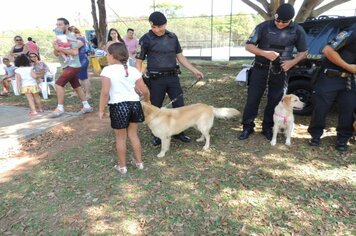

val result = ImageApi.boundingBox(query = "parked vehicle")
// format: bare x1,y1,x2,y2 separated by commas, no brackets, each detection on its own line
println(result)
288,15,356,115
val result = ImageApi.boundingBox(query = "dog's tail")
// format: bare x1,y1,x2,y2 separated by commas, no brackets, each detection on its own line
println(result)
212,107,240,119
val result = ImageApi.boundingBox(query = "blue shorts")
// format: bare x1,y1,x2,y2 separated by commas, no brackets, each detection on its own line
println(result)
109,101,144,129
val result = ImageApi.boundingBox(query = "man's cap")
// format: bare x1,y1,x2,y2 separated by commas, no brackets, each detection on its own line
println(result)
149,11,167,26
275,3,295,21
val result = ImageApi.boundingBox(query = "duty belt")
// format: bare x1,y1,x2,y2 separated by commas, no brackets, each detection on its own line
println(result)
323,68,350,78
323,68,356,90
254,61,280,69
148,70,178,79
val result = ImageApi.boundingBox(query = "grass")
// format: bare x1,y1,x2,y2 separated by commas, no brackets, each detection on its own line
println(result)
0,61,355,235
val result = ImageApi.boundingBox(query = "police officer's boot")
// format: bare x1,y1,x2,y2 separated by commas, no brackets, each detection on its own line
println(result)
238,129,254,140
309,137,320,146
335,141,348,152
173,132,191,143
152,136,161,146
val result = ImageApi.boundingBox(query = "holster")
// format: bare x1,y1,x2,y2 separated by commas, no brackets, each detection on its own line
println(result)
246,68,252,86
311,67,322,86
142,74,151,89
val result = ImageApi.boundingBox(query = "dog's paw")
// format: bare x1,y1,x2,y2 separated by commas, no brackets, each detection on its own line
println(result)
285,141,291,146
196,137,204,142
157,152,165,158
270,140,276,146
202,145,210,150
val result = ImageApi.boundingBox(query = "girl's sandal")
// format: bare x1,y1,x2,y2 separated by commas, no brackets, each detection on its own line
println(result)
131,160,144,170
28,111,39,117
114,164,127,174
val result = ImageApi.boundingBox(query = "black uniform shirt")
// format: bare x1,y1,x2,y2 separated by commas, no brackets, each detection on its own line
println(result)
323,23,356,72
136,30,182,71
246,20,307,65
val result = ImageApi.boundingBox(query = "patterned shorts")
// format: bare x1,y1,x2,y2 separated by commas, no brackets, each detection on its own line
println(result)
109,101,144,129
21,85,40,94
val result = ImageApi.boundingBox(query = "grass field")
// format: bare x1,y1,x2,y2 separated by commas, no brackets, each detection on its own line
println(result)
0,62,355,235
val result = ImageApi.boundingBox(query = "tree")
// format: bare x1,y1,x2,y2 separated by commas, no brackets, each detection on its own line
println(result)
91,0,107,48
241,0,351,22
150,2,183,17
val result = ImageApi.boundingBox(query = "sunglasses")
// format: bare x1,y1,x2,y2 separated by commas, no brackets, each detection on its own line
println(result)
275,18,290,24
15,39,23,41
29,55,37,58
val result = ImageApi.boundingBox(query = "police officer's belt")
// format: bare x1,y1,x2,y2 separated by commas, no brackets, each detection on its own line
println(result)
148,70,178,79
254,61,280,69
323,68,351,78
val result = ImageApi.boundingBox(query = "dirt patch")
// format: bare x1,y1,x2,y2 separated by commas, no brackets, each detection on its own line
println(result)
0,112,111,182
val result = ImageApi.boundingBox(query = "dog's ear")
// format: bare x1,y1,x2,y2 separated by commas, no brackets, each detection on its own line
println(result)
283,95,292,107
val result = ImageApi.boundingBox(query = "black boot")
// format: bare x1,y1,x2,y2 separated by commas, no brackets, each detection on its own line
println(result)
309,137,320,146
173,132,191,143
335,141,347,152
262,129,273,141
152,136,161,146
238,129,254,140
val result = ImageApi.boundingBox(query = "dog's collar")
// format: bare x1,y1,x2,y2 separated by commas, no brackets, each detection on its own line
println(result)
274,112,288,125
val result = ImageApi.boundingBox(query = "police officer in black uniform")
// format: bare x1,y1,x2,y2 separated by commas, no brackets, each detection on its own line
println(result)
238,4,308,141
308,23,356,152
136,11,204,146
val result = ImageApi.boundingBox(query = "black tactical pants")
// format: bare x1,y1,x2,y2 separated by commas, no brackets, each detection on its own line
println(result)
308,74,356,143
241,66,286,132
149,75,184,108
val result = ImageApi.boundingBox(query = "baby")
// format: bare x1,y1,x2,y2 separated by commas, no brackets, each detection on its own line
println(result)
53,28,76,63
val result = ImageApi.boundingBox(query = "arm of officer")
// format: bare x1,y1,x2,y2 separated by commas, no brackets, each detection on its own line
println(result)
245,44,280,62
323,45,356,73
281,51,308,72
99,76,111,119
135,59,144,73
176,53,204,79
135,78,150,102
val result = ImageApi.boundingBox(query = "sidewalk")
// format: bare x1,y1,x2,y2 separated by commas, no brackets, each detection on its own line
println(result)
0,106,80,156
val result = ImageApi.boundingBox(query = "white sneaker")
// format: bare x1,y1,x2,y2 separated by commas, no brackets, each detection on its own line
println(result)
50,108,64,118
114,164,127,174
80,106,93,114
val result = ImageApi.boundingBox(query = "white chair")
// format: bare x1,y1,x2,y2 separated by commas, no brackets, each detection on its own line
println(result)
10,79,20,96
40,63,59,99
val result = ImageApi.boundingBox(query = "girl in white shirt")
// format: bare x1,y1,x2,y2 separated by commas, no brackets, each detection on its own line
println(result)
15,54,43,117
99,42,149,175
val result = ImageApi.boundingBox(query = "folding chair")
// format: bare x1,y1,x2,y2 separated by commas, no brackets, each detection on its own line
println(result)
40,63,59,99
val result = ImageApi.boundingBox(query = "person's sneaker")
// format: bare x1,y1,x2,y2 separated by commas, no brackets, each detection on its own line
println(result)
50,108,64,118
114,164,127,174
80,106,93,114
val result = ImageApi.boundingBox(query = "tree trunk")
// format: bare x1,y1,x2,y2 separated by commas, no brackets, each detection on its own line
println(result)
91,0,107,48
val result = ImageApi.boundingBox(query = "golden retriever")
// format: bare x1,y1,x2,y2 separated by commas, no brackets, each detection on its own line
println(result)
271,94,304,146
141,102,240,157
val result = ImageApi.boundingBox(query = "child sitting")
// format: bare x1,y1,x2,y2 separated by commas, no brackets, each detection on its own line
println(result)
0,58,17,96
15,54,43,116
99,42,149,175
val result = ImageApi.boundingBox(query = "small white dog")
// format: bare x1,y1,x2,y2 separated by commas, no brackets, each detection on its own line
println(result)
271,94,304,146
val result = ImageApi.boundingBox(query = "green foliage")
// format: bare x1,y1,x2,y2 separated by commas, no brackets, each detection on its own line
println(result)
150,2,184,17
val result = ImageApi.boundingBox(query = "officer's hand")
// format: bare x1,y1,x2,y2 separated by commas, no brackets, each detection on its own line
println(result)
281,60,295,72
194,70,204,79
263,51,280,61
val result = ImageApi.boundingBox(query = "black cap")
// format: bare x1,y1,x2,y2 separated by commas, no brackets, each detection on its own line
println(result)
275,4,295,21
149,11,167,26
